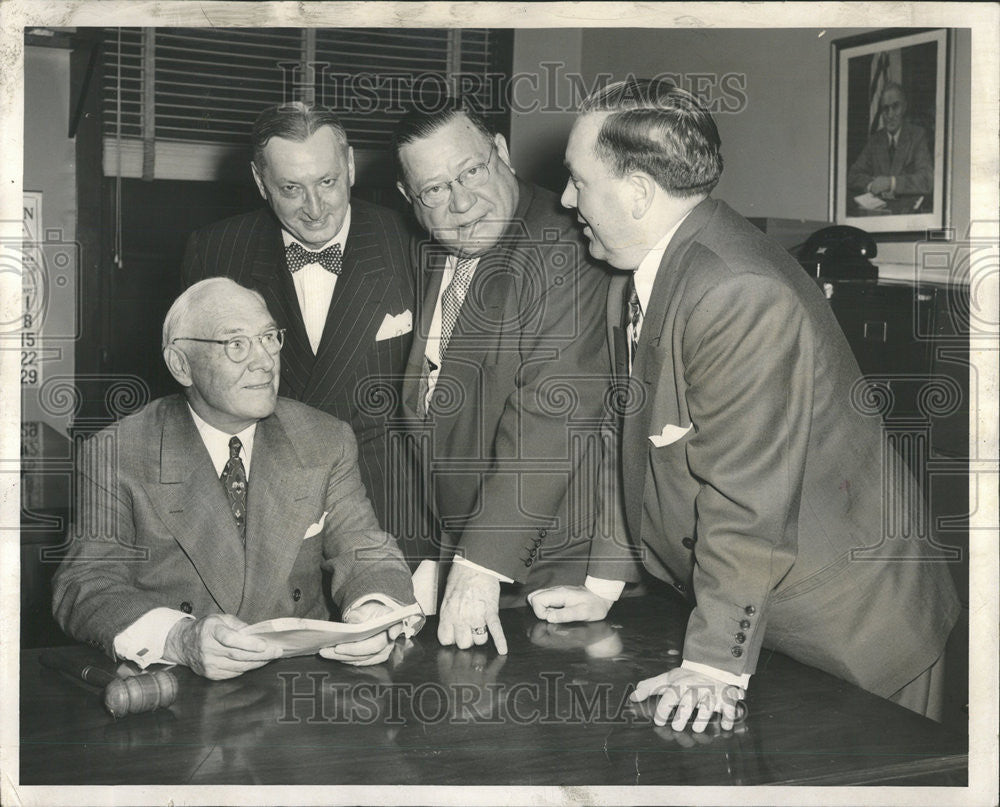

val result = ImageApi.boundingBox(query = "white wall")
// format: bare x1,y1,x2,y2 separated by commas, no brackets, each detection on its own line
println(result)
510,27,972,264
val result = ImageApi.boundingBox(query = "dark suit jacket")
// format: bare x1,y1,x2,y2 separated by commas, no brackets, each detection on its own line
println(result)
590,198,959,698
181,199,417,540
400,180,618,587
52,395,415,658
847,122,933,196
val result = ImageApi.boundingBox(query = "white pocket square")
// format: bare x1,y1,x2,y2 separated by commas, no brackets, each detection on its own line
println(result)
303,511,328,540
375,310,413,341
649,423,693,448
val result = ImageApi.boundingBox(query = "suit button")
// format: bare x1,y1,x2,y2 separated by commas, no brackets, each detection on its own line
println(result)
735,632,746,644
731,646,743,658
744,605,756,616
525,558,534,567
180,601,192,614
529,548,537,557
740,619,751,629
538,529,547,539
533,537,543,546
292,588,302,602
682,537,695,549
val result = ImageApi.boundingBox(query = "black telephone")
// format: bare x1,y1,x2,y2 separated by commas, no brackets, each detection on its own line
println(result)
799,225,878,282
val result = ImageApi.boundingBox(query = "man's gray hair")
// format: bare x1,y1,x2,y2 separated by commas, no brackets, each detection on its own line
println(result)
880,81,907,102
162,278,268,349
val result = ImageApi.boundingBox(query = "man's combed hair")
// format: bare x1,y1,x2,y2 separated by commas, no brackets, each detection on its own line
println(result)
391,102,495,184
251,102,348,167
581,79,723,197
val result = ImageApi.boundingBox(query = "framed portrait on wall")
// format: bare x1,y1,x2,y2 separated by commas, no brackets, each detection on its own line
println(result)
830,28,952,234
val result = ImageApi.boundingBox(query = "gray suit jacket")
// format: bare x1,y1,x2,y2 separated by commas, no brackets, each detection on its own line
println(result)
52,395,415,658
590,198,959,697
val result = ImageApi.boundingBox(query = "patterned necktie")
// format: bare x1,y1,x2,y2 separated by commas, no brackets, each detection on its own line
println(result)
624,275,643,374
439,257,476,358
887,134,896,166
285,241,343,274
221,436,247,542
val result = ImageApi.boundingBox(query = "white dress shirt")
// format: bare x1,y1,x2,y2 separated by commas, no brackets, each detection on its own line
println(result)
282,206,351,354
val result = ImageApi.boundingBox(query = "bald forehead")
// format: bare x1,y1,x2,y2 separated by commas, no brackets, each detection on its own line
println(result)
183,286,269,336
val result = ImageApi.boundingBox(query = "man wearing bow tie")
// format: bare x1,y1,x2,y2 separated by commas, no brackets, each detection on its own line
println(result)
182,103,419,548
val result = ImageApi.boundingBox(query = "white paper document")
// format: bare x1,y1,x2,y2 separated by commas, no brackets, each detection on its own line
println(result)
853,192,887,210
241,602,424,657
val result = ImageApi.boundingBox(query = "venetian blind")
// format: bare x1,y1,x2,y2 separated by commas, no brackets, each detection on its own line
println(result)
101,27,506,181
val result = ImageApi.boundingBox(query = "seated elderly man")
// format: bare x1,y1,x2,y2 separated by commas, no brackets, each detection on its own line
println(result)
53,278,420,679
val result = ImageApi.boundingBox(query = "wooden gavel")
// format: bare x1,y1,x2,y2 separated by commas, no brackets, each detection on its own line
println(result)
40,651,178,718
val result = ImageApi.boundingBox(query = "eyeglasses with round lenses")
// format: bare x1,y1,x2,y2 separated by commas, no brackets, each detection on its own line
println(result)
171,328,286,363
415,143,497,208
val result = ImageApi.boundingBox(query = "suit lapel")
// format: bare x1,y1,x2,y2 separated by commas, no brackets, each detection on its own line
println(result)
622,198,717,536
247,219,314,398
305,204,391,401
240,410,324,617
401,245,447,418
152,398,246,614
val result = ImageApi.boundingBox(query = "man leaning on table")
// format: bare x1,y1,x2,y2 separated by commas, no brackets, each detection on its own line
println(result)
392,104,624,654
52,278,421,680
529,79,960,729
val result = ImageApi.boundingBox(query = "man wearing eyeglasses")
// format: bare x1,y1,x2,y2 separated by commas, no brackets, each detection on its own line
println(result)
391,105,625,654
847,82,933,207
182,103,418,550
53,278,420,680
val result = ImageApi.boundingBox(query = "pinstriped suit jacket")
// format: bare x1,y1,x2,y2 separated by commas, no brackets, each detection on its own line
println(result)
52,395,415,658
181,200,419,543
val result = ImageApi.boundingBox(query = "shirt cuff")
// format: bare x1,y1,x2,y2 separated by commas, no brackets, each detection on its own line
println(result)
412,558,440,616
584,576,626,602
452,555,515,584
113,608,193,668
681,659,751,689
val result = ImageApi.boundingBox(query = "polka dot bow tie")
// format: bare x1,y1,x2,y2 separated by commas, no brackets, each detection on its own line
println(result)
285,241,343,274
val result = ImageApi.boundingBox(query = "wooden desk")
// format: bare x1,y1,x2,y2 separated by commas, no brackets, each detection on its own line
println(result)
19,593,966,787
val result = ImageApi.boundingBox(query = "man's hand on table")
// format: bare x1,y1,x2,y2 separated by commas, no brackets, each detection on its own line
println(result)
320,600,405,667
438,563,507,654
528,585,613,623
164,614,282,680
630,667,745,733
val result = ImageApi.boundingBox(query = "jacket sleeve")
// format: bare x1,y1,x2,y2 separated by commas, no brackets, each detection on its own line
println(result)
586,404,644,583
51,433,177,659
454,252,613,582
677,275,814,677
319,422,416,610
893,127,934,196
846,137,878,193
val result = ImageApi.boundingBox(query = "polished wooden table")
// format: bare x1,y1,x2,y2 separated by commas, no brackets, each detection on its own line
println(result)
19,592,967,786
